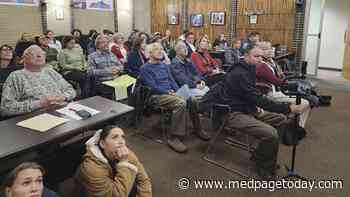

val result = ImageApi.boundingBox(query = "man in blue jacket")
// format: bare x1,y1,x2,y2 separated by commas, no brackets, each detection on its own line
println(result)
170,41,209,98
140,43,210,153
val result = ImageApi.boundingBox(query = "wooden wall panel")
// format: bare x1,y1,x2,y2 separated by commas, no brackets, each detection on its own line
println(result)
0,5,42,47
187,0,231,45
236,0,295,51
151,0,182,37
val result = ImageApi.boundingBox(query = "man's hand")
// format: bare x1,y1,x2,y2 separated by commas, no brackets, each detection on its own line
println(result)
256,107,264,114
40,95,66,108
289,103,308,113
168,90,176,96
196,81,205,90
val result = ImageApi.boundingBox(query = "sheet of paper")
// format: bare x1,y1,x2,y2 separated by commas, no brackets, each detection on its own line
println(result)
56,103,100,120
16,113,69,132
102,75,136,100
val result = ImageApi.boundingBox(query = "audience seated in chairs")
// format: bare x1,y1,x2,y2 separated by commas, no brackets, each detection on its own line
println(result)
161,29,175,54
14,32,36,65
240,31,261,54
58,35,90,99
223,38,242,69
45,30,62,52
1,162,60,197
78,126,152,197
86,29,98,55
71,29,87,56
256,41,311,128
0,45,76,117
126,37,148,78
0,44,22,90
170,41,209,98
37,35,59,71
87,34,124,99
109,33,128,64
212,33,229,51
140,43,210,153
184,32,196,58
199,45,290,178
191,36,224,86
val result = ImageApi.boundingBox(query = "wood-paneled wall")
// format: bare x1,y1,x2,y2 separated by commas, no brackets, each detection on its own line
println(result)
151,0,182,37
236,0,296,51
187,0,231,44
151,0,296,50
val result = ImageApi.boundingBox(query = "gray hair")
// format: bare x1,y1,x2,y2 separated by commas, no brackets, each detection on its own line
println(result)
112,33,124,42
174,41,188,54
95,34,109,49
145,42,162,56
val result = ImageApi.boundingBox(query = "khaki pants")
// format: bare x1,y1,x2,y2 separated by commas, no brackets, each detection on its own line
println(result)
150,95,201,137
226,111,286,171
267,91,310,128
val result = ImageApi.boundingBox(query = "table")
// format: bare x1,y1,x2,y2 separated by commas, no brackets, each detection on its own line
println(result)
0,96,134,160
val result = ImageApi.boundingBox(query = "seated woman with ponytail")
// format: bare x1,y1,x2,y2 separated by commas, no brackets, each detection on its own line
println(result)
78,125,152,197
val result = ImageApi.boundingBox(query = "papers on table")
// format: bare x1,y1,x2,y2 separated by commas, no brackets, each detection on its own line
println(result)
16,113,69,132
102,75,136,100
56,103,100,120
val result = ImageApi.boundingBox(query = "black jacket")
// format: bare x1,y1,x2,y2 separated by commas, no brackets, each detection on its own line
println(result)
199,60,290,114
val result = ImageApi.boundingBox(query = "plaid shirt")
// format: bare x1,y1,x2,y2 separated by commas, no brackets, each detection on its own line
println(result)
87,50,123,83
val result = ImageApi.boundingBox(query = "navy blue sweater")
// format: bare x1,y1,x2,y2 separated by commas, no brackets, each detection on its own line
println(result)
170,57,202,88
140,62,179,95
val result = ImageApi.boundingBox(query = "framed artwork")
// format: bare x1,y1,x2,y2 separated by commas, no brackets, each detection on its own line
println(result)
168,14,179,25
249,14,258,24
0,0,39,6
190,14,204,27
210,11,225,25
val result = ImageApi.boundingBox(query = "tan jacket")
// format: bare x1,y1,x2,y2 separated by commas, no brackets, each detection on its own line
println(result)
78,132,152,197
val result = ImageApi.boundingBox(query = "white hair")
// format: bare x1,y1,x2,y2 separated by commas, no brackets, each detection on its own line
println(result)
23,45,43,59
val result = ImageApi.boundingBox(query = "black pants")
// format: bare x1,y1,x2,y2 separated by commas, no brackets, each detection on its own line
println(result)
93,83,115,100
64,70,90,98
204,73,225,87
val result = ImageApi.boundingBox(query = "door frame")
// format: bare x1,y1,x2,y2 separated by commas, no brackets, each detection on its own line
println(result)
302,0,325,76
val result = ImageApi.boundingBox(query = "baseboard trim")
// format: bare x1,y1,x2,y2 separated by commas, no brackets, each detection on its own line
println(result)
318,67,342,72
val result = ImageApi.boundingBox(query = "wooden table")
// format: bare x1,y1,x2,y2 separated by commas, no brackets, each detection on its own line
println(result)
0,96,134,160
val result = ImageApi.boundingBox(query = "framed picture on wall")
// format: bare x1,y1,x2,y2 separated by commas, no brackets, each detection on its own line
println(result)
168,14,179,25
190,14,204,27
210,11,225,25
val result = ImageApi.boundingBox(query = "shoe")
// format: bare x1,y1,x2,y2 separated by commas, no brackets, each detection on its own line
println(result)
168,138,188,153
196,129,211,141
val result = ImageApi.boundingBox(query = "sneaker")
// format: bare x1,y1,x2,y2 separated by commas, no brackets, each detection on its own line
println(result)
168,138,188,153
196,129,211,141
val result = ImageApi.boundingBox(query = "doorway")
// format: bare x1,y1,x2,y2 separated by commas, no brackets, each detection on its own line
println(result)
304,0,350,77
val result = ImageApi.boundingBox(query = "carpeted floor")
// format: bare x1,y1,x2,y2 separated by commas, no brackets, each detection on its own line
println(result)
123,86,349,197
59,85,349,197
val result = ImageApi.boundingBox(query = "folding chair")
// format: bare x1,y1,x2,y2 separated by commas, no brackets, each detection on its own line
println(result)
203,104,256,178
129,79,173,144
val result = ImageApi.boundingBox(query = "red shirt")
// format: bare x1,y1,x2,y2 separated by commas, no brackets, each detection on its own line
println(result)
191,51,219,76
